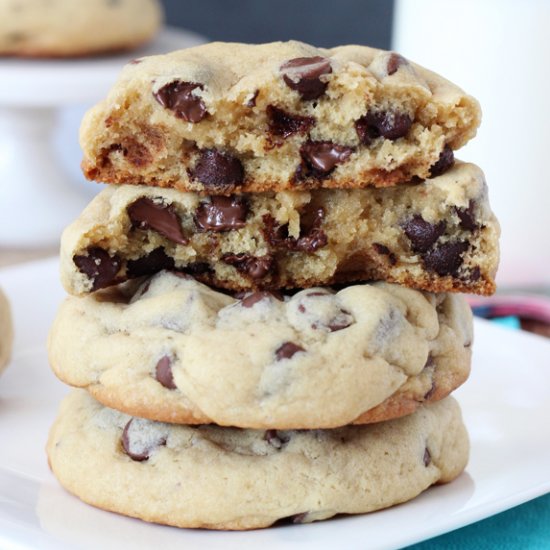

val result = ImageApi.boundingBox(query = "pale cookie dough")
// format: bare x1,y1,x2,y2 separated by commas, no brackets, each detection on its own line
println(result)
48,273,473,428
0,0,162,57
0,288,13,374
47,391,469,530
61,161,500,297
80,40,480,192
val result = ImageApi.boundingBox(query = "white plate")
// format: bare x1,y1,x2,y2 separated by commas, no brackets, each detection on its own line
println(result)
1,258,549,550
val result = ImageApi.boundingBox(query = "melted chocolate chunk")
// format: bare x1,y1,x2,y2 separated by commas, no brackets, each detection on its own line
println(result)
403,215,446,253
222,253,274,280
127,197,187,244
194,196,248,232
300,140,353,175
455,200,477,231
126,247,175,278
275,341,305,361
155,355,176,390
262,207,328,253
387,53,408,75
280,56,332,100
240,291,283,308
191,149,244,192
355,110,412,144
296,206,328,251
424,241,469,276
153,80,208,123
266,105,315,138
423,447,432,467
121,419,166,462
264,429,290,449
74,248,121,291
373,243,397,265
429,145,455,177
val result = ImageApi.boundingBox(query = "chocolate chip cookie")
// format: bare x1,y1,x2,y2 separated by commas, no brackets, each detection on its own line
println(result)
0,0,162,57
80,40,480,192
48,272,472,428
61,161,499,297
0,288,13,374
47,391,469,530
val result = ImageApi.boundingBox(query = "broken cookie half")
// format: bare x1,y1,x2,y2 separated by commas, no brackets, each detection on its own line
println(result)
80,40,480,194
61,162,499,297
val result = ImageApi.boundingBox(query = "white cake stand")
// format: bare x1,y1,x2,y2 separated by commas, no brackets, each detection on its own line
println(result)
0,27,205,248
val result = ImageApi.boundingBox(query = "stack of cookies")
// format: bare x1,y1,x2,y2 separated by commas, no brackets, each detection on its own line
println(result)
47,41,500,530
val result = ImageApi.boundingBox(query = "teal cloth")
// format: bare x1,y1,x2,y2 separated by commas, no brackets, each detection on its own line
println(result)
405,493,550,549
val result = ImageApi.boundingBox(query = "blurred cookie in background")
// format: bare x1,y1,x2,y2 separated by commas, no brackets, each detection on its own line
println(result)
0,288,13,374
0,0,163,57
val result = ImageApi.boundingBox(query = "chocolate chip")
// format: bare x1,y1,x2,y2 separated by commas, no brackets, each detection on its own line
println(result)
191,149,244,192
246,90,259,107
222,253,274,281
262,208,328,253
297,292,354,332
455,200,477,231
74,248,121,291
373,243,397,265
194,196,248,232
468,266,481,281
277,512,309,525
293,205,328,252
275,341,305,361
153,80,208,123
280,56,332,100
181,262,212,276
300,140,353,174
105,139,151,167
423,354,435,369
387,53,408,75
429,145,455,177
423,448,432,467
264,429,290,449
155,356,176,390
355,111,412,144
126,247,175,278
403,215,446,253
424,241,469,276
121,419,166,462
266,105,315,138
424,380,436,401
128,58,143,65
422,355,436,400
240,291,283,308
327,313,353,332
132,279,152,301
306,290,334,297
127,198,187,244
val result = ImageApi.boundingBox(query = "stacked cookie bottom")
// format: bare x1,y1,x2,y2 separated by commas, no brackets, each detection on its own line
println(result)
47,277,472,528
46,176,484,528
